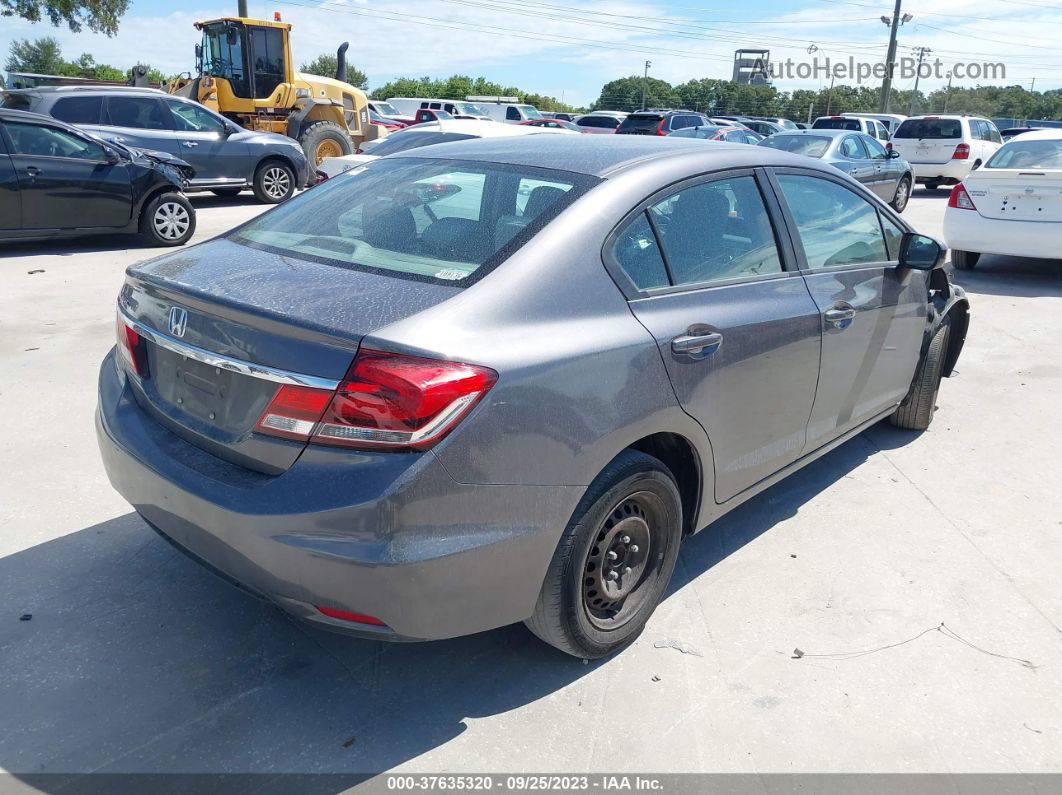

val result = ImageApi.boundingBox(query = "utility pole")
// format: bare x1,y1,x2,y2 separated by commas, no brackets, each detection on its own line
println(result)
238,0,247,17
641,60,651,110
909,46,931,115
879,0,911,113
1030,77,1036,92
825,74,836,115
943,71,953,112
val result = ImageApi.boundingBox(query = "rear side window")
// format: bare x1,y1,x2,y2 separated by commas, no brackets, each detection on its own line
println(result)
230,158,594,285
612,213,669,290
776,174,887,269
759,135,831,157
813,118,861,131
50,95,104,124
894,118,961,139
505,106,521,121
106,96,170,130
647,176,783,286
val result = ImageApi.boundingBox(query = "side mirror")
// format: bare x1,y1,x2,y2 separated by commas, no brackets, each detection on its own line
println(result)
889,149,901,159
103,146,122,164
899,232,945,270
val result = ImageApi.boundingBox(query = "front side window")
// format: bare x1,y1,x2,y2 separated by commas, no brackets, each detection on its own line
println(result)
165,100,228,134
863,135,889,159
51,96,104,124
648,176,783,286
230,158,593,284
201,23,250,98
505,107,521,121
4,121,107,160
106,97,170,130
777,174,888,269
880,213,904,260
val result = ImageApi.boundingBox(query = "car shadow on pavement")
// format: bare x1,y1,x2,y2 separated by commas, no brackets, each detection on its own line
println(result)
951,255,1062,299
0,428,913,786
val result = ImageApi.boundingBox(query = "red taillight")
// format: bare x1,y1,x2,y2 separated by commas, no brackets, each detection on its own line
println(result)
315,606,386,626
115,307,149,377
253,349,497,450
952,143,970,160
656,119,667,136
948,183,977,210
254,384,334,440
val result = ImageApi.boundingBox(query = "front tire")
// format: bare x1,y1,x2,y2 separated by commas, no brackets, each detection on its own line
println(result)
297,120,353,167
525,450,683,659
140,192,195,247
252,160,296,204
890,317,951,431
951,250,980,270
890,176,911,212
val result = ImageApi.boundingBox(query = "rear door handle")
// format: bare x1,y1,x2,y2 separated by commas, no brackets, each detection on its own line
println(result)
182,141,198,147
671,331,723,356
24,165,41,181
824,306,856,328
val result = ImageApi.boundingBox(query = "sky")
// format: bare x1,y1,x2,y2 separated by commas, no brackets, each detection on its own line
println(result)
3,0,1062,107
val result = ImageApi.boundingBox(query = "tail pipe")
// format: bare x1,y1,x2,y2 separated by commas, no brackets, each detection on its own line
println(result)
335,42,349,84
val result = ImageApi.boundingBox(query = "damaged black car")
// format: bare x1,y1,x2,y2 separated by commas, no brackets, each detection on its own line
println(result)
0,108,197,247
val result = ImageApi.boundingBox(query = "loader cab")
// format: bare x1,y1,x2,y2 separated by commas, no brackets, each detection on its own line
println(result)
197,19,289,101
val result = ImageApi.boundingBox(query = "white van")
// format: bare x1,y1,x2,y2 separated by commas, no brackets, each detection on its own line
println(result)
891,115,1003,189
812,115,892,144
843,112,907,136
466,95,544,124
386,98,491,120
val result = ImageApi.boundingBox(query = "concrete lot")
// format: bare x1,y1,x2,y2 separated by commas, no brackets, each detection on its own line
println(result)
1,189,1060,779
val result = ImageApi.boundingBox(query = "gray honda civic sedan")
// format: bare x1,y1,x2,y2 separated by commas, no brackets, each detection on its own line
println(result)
97,136,969,658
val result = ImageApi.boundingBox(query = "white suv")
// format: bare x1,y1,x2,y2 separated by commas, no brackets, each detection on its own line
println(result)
891,115,1002,190
811,115,892,145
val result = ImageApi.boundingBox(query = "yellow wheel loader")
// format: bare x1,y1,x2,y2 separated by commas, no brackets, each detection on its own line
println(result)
166,15,381,165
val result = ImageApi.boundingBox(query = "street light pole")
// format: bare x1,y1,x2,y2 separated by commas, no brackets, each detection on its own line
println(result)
641,60,651,111
879,0,903,112
909,46,931,115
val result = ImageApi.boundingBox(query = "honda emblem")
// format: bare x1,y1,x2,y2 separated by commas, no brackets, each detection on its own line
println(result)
168,306,188,338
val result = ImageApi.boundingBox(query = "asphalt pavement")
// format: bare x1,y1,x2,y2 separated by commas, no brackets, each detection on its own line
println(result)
1,187,1060,780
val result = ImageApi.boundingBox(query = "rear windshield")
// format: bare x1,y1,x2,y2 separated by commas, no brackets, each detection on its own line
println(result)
894,118,961,139
361,131,476,156
812,118,861,131
580,115,622,129
758,134,831,157
985,139,1062,169
230,158,595,285
0,93,33,111
617,115,662,132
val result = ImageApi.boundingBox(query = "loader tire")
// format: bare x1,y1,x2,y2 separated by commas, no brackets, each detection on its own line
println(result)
298,121,353,166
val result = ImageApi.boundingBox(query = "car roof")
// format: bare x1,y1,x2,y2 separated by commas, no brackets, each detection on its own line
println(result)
1008,129,1062,142
0,107,67,124
399,119,574,137
394,134,823,177
769,129,854,138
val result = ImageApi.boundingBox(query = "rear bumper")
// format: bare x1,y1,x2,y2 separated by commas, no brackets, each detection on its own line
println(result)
943,209,1060,260
911,160,970,183
96,351,580,641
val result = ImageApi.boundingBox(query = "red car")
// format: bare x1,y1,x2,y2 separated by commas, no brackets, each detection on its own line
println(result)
369,110,407,133
520,119,586,133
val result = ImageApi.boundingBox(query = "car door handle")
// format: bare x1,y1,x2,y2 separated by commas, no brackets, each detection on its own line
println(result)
671,331,723,356
24,166,41,181
824,306,856,328
182,141,198,147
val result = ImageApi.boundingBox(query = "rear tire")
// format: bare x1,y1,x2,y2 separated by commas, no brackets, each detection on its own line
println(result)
951,250,980,270
890,317,951,431
252,160,296,204
525,450,683,659
140,192,195,247
890,176,911,212
210,187,243,198
297,120,353,167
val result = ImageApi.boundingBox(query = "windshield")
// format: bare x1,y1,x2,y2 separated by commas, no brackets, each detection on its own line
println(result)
986,139,1062,169
455,102,486,116
200,22,248,95
758,135,831,157
812,118,861,131
374,102,401,116
894,118,961,139
520,105,543,119
230,158,594,285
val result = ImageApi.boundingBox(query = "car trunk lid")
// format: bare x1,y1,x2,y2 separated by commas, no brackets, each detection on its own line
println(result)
119,237,460,474
965,170,1062,222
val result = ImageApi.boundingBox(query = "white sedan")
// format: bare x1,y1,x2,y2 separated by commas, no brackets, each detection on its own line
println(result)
318,119,577,178
943,129,1062,269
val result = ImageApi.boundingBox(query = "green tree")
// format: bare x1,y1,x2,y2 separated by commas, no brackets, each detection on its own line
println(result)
592,76,679,112
300,53,368,89
5,36,65,73
1,0,129,34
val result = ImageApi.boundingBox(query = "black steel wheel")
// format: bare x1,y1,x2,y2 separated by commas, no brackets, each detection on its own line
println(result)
525,450,683,659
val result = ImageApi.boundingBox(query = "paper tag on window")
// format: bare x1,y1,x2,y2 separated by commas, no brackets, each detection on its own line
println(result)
435,269,466,281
